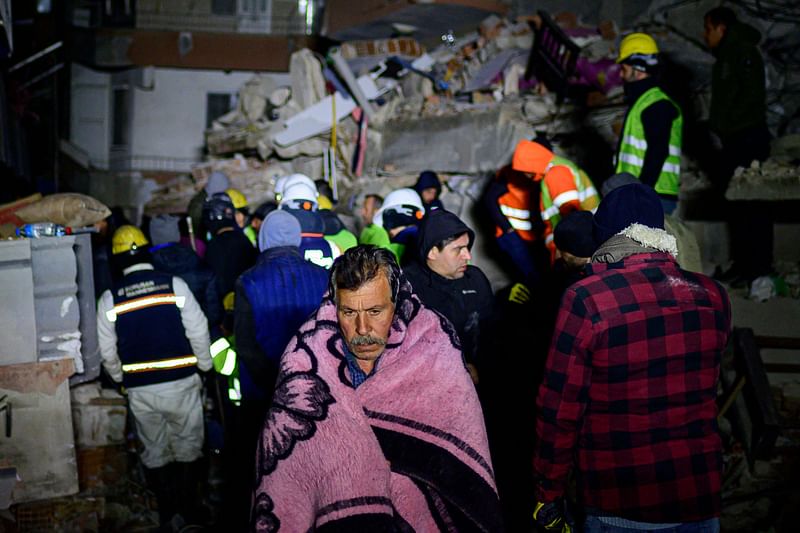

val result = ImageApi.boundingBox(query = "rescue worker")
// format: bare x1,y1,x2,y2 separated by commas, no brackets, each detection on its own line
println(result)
203,192,257,300
278,175,340,269
225,188,255,246
483,163,543,283
201,193,256,417
97,225,212,528
511,139,600,258
188,170,230,240
361,187,424,265
316,186,358,253
615,32,683,214
359,193,383,233
273,173,315,204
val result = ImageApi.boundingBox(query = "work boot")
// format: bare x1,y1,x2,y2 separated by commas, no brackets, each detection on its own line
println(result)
144,464,178,528
176,459,207,526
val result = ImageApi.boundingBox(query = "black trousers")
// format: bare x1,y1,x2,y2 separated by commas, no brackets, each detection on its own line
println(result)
715,124,773,279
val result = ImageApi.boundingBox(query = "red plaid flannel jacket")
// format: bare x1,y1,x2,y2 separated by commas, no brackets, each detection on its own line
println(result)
534,252,731,523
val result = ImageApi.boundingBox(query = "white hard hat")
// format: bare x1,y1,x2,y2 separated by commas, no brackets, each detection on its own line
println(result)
280,180,319,210
372,188,424,228
275,173,317,202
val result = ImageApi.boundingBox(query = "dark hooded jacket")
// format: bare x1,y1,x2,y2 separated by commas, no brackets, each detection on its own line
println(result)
413,171,445,212
205,228,258,298
403,210,493,366
710,20,766,139
150,242,224,329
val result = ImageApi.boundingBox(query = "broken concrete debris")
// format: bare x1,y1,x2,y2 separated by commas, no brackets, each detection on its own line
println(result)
197,13,626,207
726,135,800,201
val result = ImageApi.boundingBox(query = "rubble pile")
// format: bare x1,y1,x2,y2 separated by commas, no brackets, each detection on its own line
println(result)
726,134,800,201
196,13,629,198
727,159,800,202
142,8,799,220
145,157,292,216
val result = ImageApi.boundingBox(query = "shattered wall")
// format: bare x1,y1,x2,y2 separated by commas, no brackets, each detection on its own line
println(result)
130,69,290,171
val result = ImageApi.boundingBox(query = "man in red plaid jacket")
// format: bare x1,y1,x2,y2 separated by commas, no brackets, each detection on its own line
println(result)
532,183,731,533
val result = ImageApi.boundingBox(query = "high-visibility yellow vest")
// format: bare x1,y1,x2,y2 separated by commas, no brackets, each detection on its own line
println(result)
616,86,683,196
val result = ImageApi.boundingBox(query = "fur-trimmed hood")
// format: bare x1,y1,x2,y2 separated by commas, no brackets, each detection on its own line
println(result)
592,223,678,264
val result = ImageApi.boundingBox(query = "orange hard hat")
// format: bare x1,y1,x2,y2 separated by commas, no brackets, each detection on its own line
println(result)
511,139,554,178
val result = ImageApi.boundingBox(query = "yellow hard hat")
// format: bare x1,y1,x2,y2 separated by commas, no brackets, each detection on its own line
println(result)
317,194,333,210
225,188,248,209
112,225,149,255
617,33,659,63
223,292,235,312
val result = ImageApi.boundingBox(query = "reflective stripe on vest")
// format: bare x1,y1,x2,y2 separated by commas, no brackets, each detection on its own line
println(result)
106,293,185,322
500,205,530,219
540,157,600,227
228,377,242,402
500,204,533,231
616,86,683,196
122,355,198,373
210,337,238,377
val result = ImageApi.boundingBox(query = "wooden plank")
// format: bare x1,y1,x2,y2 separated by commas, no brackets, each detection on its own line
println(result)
736,328,782,459
756,336,800,350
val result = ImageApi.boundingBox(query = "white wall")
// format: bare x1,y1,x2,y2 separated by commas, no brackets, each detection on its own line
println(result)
129,67,290,170
70,63,112,168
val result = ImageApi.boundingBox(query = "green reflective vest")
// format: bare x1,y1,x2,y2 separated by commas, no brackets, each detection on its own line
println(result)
358,224,404,262
540,156,600,244
244,226,257,247
616,86,683,196
325,229,358,254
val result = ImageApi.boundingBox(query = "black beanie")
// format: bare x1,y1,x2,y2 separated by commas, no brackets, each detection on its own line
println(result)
593,183,664,245
416,209,474,261
554,211,596,258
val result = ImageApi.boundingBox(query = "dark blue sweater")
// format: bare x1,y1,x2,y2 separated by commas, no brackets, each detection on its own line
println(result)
234,246,329,399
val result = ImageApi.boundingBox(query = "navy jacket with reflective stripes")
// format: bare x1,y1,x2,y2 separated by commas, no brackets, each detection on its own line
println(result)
111,270,196,387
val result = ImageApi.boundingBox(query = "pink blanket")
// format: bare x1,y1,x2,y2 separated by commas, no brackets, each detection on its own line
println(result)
252,280,502,532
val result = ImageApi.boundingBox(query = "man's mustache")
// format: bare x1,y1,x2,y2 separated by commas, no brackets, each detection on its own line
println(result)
350,335,387,346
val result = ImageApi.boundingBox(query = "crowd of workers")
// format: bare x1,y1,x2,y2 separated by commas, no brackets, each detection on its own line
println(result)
92,9,771,532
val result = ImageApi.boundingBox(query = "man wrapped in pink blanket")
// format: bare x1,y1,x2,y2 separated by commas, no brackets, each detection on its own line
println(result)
252,245,502,532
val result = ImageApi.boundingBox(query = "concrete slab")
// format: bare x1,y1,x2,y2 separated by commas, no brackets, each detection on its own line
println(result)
0,359,79,504
0,240,37,365
379,103,535,174
730,293,800,339
30,237,81,366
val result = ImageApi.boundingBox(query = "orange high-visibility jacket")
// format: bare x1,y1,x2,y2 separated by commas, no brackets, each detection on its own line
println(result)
493,166,538,242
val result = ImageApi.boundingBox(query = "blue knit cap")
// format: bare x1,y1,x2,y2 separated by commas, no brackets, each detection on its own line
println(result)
593,183,664,246
259,210,302,252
